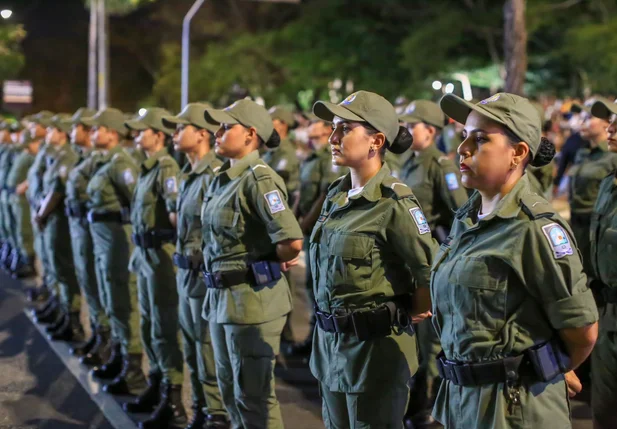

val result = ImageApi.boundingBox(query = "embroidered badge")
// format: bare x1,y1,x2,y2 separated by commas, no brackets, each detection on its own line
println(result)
445,172,459,190
276,158,288,171
342,93,357,105
264,190,285,214
165,176,178,193
409,207,430,235
541,223,573,259
123,169,135,185
480,94,500,105
224,101,239,111
404,102,416,115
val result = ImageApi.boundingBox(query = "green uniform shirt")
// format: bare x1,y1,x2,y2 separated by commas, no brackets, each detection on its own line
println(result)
41,144,79,198
6,149,34,189
201,150,303,324
528,162,554,198
309,164,437,392
26,144,51,208
130,147,180,234
590,171,617,332
430,174,599,428
569,142,617,215
86,145,138,213
298,144,343,217
400,144,468,231
66,149,100,208
261,137,300,195
385,150,412,179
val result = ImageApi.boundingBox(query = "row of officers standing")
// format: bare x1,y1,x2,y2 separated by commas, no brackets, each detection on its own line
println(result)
0,88,613,429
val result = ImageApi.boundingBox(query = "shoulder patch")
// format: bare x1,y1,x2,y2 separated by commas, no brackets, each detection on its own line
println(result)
409,207,430,234
264,190,285,214
123,168,135,185
165,176,178,193
445,172,460,190
276,158,288,171
541,222,573,259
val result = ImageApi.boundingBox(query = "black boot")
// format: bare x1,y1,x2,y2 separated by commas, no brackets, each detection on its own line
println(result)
45,312,68,334
71,323,98,357
103,353,147,395
26,283,49,303
138,383,187,429
123,372,162,413
0,242,12,271
32,295,58,319
34,300,62,325
81,327,110,367
49,312,85,343
204,414,230,429
91,342,123,380
12,254,36,279
182,403,206,429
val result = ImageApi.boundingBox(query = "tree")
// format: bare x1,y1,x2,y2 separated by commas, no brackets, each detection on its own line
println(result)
503,0,527,95
0,25,26,83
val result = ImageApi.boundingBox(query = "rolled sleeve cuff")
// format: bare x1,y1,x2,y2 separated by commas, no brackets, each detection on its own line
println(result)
545,288,599,329
414,267,432,289
267,218,303,244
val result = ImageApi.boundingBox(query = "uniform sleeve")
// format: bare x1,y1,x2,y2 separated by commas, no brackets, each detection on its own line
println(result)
51,158,74,193
248,176,303,244
156,160,180,213
435,159,468,211
111,158,138,205
521,218,598,329
386,197,438,289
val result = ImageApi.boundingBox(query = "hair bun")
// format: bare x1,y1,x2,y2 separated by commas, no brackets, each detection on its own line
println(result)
265,129,281,148
530,137,556,167
387,126,413,154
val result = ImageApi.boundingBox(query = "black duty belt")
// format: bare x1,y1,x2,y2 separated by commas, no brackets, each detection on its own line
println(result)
132,230,176,249
202,260,282,290
173,252,203,271
65,201,88,218
87,210,124,224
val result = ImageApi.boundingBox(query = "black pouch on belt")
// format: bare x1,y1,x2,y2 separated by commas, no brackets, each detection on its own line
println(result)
526,340,571,382
351,306,392,341
250,261,282,286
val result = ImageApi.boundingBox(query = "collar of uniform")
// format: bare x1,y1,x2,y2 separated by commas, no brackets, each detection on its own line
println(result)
413,143,441,163
331,163,391,203
593,141,609,153
189,150,217,176
220,149,260,179
457,174,532,221
142,147,169,171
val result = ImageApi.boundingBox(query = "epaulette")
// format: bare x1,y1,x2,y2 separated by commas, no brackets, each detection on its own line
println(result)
520,193,555,220
381,175,413,199
158,155,176,167
249,159,271,181
437,155,450,165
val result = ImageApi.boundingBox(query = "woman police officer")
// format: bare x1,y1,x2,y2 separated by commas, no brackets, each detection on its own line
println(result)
201,99,303,429
309,90,437,428
431,93,599,429
588,98,617,429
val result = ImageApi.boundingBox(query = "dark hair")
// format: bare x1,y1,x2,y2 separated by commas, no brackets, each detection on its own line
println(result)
504,127,555,168
365,124,413,155
263,129,281,148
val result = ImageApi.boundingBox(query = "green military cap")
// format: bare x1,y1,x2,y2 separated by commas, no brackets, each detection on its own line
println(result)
10,120,24,132
204,99,274,144
81,108,128,135
268,106,296,126
440,93,542,158
31,110,55,127
50,113,74,133
125,107,174,136
530,101,545,121
399,100,446,129
71,107,97,125
19,129,35,144
313,90,400,144
162,103,219,133
590,97,617,120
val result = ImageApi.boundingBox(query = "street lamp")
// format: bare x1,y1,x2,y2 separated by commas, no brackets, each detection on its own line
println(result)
444,83,455,94
432,81,443,90
1,10,12,19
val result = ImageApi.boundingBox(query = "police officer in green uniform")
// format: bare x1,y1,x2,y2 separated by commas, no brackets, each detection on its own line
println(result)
0,121,16,272
397,99,469,427
431,93,599,429
63,107,109,359
161,103,229,429
6,130,40,278
308,91,435,429
35,114,84,342
264,105,301,347
201,99,304,429
124,108,187,428
588,98,617,429
568,105,617,276
82,108,146,395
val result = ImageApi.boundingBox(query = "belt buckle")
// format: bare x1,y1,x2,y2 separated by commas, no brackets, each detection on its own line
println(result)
86,211,94,223
444,359,461,385
202,271,214,288
213,272,225,289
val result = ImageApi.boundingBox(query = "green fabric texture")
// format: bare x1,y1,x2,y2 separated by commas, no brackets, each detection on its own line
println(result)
162,103,219,133
125,107,174,136
81,108,128,135
430,175,599,428
204,99,274,144
261,137,300,194
399,100,445,128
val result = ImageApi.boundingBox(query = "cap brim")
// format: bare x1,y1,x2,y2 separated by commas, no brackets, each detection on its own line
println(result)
204,109,238,126
125,119,148,131
161,116,189,129
313,101,364,123
80,117,97,127
398,114,422,124
440,94,507,128
591,100,617,120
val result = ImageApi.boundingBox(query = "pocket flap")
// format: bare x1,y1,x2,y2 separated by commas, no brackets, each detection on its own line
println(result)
213,207,237,228
448,257,506,290
330,233,374,260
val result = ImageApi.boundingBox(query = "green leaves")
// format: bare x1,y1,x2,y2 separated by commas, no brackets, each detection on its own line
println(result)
0,24,25,83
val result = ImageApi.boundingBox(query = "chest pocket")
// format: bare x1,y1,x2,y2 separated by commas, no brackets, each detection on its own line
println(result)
208,205,240,250
87,171,112,204
328,231,374,292
448,256,507,332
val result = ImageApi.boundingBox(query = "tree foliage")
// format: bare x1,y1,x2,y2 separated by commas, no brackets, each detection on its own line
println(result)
0,25,26,83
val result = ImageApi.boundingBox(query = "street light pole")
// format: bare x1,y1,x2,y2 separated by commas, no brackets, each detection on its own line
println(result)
97,0,109,109
88,0,98,109
181,0,206,110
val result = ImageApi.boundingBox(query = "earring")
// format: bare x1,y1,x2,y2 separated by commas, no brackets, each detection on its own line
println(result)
369,146,376,153
511,161,519,169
